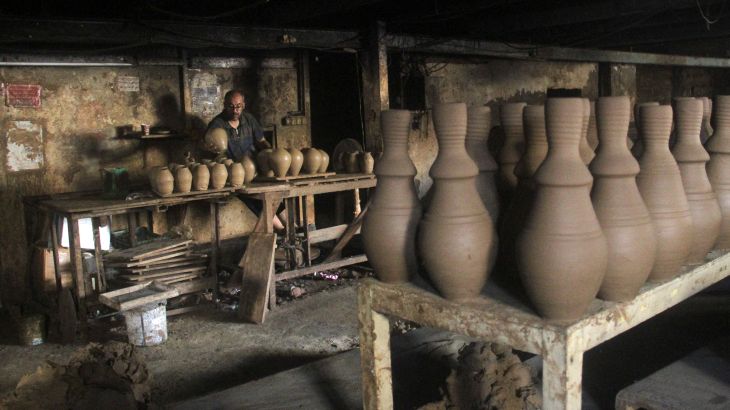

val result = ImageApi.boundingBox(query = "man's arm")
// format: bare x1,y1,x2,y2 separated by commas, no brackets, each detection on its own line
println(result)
249,114,271,150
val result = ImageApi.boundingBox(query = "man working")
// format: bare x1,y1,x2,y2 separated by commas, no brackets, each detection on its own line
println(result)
206,89,285,231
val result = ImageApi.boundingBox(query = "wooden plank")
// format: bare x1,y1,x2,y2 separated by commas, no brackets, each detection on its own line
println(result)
254,171,336,182
160,273,202,284
236,182,290,195
276,254,368,281
289,173,374,186
286,177,376,197
121,266,206,281
58,288,77,344
114,250,192,268
308,224,361,244
98,281,179,311
323,200,370,263
130,257,207,273
91,217,106,292
170,276,215,295
237,232,277,324
154,186,234,198
104,239,191,261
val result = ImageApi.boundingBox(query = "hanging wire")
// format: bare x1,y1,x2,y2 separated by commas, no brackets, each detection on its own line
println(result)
145,0,270,21
696,0,728,29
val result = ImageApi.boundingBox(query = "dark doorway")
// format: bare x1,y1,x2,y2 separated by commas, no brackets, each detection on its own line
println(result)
309,51,363,228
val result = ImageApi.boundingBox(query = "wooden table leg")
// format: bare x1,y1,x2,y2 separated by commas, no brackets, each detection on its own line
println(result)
209,201,220,298
358,284,393,410
285,197,298,270
542,333,583,410
49,214,62,294
127,212,138,247
302,195,311,267
67,216,88,336
91,217,106,292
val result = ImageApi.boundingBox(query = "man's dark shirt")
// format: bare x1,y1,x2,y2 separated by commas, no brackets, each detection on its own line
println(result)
207,112,264,161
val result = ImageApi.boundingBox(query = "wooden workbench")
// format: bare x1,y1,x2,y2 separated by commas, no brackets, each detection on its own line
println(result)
358,250,730,410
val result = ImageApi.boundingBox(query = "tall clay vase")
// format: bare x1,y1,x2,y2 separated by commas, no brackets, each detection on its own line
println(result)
700,97,713,143
672,98,721,263
590,96,656,301
302,148,322,174
516,98,608,322
631,102,660,159
288,148,304,176
228,162,245,187
318,149,330,173
465,106,500,221
241,154,257,183
586,100,599,150
418,103,496,301
155,167,174,196
174,166,193,193
269,147,292,178
256,149,274,177
636,105,693,282
706,95,730,249
210,163,228,189
498,102,526,201
192,164,210,191
579,98,596,164
361,110,422,283
499,105,548,279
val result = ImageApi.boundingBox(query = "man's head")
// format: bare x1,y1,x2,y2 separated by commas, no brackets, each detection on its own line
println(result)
223,90,245,121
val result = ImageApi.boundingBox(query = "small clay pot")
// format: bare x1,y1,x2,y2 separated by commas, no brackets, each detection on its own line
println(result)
192,164,210,191
344,151,359,173
269,148,292,177
302,148,322,174
318,149,330,173
205,128,228,153
241,154,257,183
359,151,375,174
174,166,193,193
210,163,228,189
288,148,304,176
154,167,174,196
228,162,245,187
256,149,273,177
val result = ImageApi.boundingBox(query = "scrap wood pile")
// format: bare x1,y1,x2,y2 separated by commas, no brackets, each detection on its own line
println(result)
105,239,207,286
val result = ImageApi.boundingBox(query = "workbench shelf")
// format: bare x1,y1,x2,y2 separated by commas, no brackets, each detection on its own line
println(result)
358,250,730,410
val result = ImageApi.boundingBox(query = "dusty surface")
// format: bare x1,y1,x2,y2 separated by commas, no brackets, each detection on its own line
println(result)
0,283,360,406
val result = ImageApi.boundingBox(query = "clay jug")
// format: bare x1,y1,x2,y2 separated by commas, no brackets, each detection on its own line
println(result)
192,164,210,191
631,102,659,159
205,128,228,154
706,95,730,249
418,103,496,301
359,151,375,174
499,105,548,279
228,162,245,187
672,98,721,263
154,167,174,196
256,149,274,177
516,97,608,322
288,148,304,176
241,153,257,183
210,163,228,189
269,147,292,177
362,110,422,283
318,149,330,173
590,96,656,301
302,148,322,174
344,151,359,173
465,106,499,221
498,102,526,200
579,98,596,164
174,166,193,194
636,104,693,281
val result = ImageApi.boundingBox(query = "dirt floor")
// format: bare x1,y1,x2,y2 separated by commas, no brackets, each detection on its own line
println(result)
0,278,362,406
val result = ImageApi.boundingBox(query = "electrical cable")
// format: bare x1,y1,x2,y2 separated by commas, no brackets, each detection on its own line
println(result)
696,0,728,28
145,0,271,22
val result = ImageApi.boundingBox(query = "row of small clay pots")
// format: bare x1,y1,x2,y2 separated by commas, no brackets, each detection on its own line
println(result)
149,160,247,195
255,147,330,178
336,151,375,174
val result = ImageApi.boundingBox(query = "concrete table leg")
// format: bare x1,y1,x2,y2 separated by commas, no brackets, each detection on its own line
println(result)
358,285,393,410
542,333,583,410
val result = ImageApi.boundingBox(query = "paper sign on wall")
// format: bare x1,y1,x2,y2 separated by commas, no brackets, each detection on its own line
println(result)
116,76,140,92
190,72,220,120
6,120,44,171
5,84,42,108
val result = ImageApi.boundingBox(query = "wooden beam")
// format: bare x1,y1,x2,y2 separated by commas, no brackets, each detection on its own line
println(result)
276,254,367,281
238,232,277,324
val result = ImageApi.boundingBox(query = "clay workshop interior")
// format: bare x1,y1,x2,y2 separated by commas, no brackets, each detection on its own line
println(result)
1,0,730,409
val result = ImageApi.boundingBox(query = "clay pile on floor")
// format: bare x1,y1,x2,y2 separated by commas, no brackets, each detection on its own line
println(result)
0,341,153,410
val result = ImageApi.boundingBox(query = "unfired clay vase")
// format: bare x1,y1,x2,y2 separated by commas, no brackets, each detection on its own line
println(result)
465,106,499,221
498,102,526,198
148,167,161,192
257,149,274,177
210,163,228,189
302,148,322,174
288,148,304,176
700,97,713,143
344,151,359,173
269,147,292,178
241,154,257,183
359,151,375,174
418,103,496,301
631,102,660,159
516,98,608,322
590,96,656,301
636,104,693,281
587,100,599,150
672,98,721,263
174,166,193,194
499,105,548,279
154,167,174,196
579,98,596,164
706,95,730,249
318,149,330,173
228,162,245,187
205,128,228,154
361,110,422,283
192,164,210,191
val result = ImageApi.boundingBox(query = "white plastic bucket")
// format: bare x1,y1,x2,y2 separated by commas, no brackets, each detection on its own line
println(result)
123,302,167,346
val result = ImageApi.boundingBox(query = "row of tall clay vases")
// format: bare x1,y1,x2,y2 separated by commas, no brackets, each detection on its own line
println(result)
256,147,328,178
706,95,730,249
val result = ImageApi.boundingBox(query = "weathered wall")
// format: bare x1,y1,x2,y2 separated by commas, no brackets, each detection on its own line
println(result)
406,58,599,196
0,53,309,303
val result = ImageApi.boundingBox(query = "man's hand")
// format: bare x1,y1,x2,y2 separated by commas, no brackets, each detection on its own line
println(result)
254,138,272,151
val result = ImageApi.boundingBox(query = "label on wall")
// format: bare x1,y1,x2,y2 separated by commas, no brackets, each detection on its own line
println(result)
190,72,220,121
6,120,44,171
116,76,140,92
5,84,42,108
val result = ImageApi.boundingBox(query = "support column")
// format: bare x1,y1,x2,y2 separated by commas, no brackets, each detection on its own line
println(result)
358,284,393,410
542,332,583,410
361,21,389,154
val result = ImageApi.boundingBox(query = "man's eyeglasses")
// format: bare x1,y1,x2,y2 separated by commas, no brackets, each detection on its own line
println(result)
226,103,244,109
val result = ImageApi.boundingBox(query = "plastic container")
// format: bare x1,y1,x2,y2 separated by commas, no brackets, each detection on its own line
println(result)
122,302,167,346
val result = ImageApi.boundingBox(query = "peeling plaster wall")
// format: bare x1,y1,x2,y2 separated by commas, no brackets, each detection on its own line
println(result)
0,56,310,302
406,58,598,197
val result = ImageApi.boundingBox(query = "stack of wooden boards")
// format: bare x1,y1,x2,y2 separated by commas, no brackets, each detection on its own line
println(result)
104,239,208,285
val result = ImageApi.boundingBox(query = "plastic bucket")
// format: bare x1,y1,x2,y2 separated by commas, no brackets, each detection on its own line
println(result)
123,302,167,346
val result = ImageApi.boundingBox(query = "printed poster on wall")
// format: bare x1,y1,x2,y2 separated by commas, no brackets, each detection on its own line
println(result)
6,120,44,171
5,84,42,108
190,72,220,121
